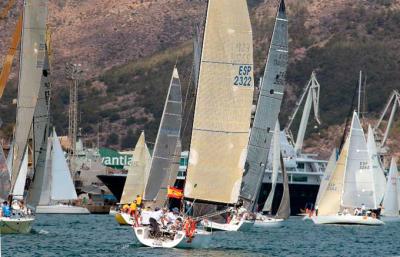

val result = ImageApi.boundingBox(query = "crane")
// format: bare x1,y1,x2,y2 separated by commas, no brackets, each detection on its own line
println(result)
285,71,321,153
0,0,16,19
373,90,400,148
0,15,22,98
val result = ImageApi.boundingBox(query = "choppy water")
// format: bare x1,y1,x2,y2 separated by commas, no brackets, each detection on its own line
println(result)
2,215,400,257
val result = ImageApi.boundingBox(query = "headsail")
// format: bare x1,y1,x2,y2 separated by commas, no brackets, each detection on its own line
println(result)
143,68,182,201
184,0,254,204
275,152,290,219
262,121,281,213
342,112,376,209
120,131,151,204
12,148,28,200
0,144,11,201
382,158,399,217
240,0,288,210
315,148,337,207
11,0,48,188
366,125,386,206
50,128,77,201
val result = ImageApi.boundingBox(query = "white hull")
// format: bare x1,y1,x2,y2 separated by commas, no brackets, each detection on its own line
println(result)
311,215,384,226
36,205,90,214
201,218,254,232
254,217,284,227
133,226,211,248
115,212,134,226
109,209,118,216
380,216,400,222
0,216,35,234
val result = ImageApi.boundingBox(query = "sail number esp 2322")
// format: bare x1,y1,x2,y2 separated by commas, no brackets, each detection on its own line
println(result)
234,65,252,87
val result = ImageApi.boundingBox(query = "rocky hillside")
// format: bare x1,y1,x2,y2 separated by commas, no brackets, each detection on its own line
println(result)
1,0,400,161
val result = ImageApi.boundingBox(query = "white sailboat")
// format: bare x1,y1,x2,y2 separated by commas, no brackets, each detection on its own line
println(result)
115,131,151,225
35,128,89,214
312,112,384,225
381,158,400,221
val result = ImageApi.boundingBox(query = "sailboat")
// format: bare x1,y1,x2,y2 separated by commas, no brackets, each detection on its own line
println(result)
35,128,89,214
239,0,288,217
133,0,254,247
254,121,290,227
0,0,49,234
381,158,400,221
115,131,151,225
311,112,384,225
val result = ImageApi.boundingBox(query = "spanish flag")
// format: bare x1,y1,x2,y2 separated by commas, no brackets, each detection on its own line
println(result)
167,186,183,199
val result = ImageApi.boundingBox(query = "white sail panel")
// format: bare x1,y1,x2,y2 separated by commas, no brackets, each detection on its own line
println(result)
120,132,151,204
11,0,48,187
143,68,182,201
342,112,376,209
12,148,28,199
262,121,280,212
318,140,349,216
184,0,254,204
382,158,399,216
366,125,386,205
0,144,11,201
315,149,337,206
50,129,77,201
6,142,14,177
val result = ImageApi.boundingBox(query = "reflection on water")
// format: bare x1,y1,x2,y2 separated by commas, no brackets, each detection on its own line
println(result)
2,215,400,257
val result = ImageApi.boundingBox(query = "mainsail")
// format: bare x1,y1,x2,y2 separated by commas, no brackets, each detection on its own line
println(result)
382,158,399,217
120,131,151,204
315,149,337,207
366,125,386,206
11,0,48,188
184,0,254,204
318,140,349,216
262,121,280,213
342,112,376,209
143,68,182,201
240,0,288,210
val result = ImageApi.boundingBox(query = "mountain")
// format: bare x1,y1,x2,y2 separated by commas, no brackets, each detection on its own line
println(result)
1,0,400,160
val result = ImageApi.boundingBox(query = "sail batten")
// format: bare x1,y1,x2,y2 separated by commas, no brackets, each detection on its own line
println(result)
240,0,288,210
184,0,254,204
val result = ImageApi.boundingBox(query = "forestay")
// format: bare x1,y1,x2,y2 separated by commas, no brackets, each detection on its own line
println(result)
184,0,254,204
120,132,151,204
342,112,376,209
11,0,48,187
240,0,288,210
144,68,182,201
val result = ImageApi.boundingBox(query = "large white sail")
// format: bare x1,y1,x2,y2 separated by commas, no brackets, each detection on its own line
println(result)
366,125,386,205
342,112,376,209
6,141,14,177
318,140,349,216
0,144,11,201
50,128,77,201
12,148,28,200
120,131,151,204
143,68,182,201
240,0,288,210
382,158,399,216
262,121,281,213
315,149,337,207
184,0,254,204
11,0,48,188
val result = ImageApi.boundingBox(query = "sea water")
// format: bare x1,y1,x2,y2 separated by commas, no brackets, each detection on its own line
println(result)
2,215,400,257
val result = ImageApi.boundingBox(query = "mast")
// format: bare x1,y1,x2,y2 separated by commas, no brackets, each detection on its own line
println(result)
239,0,288,211
357,70,362,116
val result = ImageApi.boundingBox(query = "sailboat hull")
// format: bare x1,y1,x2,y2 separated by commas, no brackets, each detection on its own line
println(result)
311,215,384,225
36,205,90,214
133,226,211,248
254,217,284,227
0,216,35,234
201,218,254,232
115,212,134,226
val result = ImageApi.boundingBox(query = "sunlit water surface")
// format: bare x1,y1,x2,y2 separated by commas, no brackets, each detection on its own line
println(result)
2,215,400,257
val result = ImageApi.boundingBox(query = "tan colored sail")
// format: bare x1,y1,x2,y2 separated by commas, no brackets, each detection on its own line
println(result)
11,0,48,187
184,0,254,204
120,132,151,204
318,140,349,216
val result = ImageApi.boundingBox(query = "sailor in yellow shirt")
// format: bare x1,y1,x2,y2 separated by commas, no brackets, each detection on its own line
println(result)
122,204,129,213
136,195,142,208
129,201,137,216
